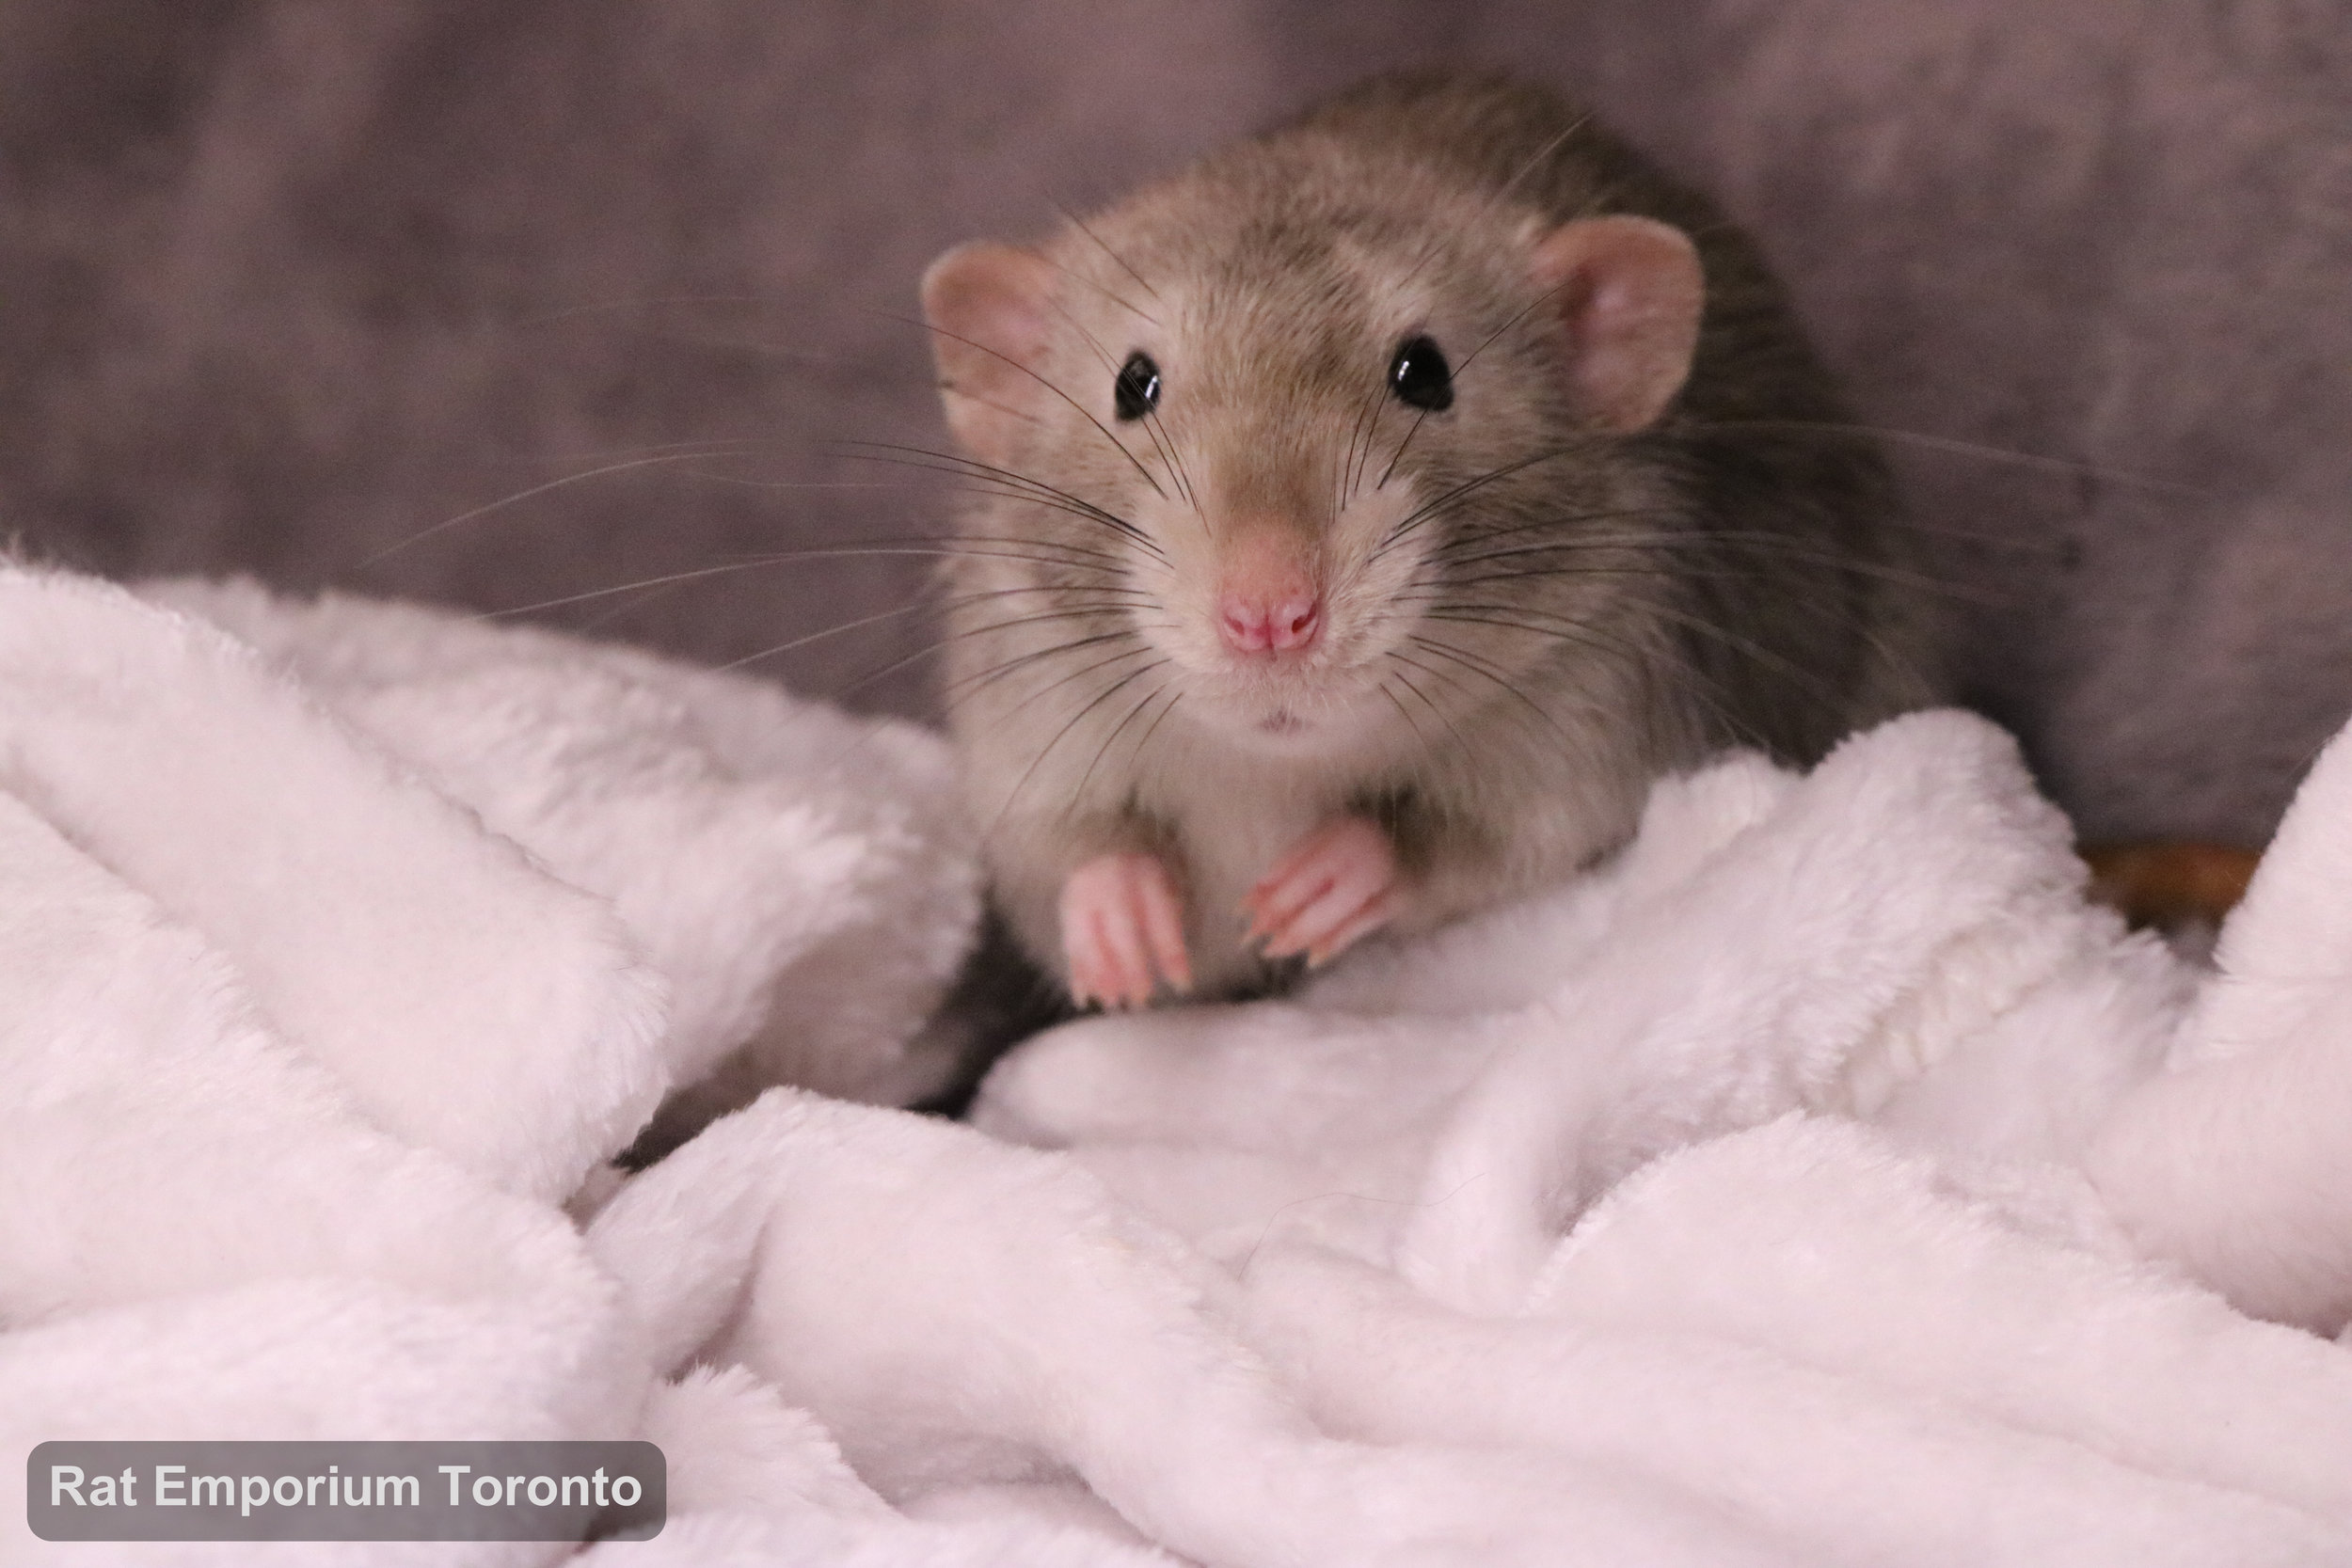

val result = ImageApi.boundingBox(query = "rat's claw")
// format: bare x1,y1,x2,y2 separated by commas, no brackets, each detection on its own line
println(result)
1243,815,1402,966
1061,851,1193,1008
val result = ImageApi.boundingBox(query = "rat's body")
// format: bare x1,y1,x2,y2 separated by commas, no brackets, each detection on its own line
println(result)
922,71,1941,1006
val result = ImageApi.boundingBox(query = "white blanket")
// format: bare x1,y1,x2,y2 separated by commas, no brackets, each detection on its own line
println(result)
6,565,2352,1567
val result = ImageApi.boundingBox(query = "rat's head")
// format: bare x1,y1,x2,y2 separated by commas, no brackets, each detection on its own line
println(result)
920,131,1703,767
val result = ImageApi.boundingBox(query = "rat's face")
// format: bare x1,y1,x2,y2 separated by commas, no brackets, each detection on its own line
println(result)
922,137,1702,776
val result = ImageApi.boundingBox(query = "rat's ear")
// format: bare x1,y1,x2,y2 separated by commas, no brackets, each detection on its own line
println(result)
1528,216,1704,433
920,242,1059,466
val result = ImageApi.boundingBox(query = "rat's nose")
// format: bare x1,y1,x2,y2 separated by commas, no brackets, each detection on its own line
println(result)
1214,528,1322,655
1217,584,1321,653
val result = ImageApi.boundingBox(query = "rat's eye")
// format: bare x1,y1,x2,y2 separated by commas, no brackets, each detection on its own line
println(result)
1388,335,1453,412
1114,352,1161,420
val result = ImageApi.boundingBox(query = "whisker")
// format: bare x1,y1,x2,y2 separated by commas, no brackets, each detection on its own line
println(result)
1411,501,2026,613
1434,595,1848,725
1030,289,1199,515
836,439,1134,522
624,330,876,374
1491,112,1597,203
1065,678,1178,818
711,594,1151,678
568,577,698,637
1150,407,1204,522
1371,446,1635,557
836,465,1160,561
873,309,1169,500
854,626,1148,715
1051,200,1166,307
901,467,1167,550
653,473,912,493
1425,544,2006,609
837,441,1167,560
1027,244,1161,327
968,626,1173,711
1374,262,1595,492
1126,686,1186,776
1374,677,1437,763
820,592,1172,740
475,538,1136,621
1390,111,1595,296
1383,645,1479,713
1374,404,1434,493
930,382,1049,438
1386,660,1476,759
360,451,764,567
1343,372,1393,508
1676,419,2205,499
1428,518,1733,565
510,293,795,328
1435,562,2002,610
1371,417,2120,583
1397,571,1937,707
1448,266,1578,387
1382,511,1694,587
487,436,785,465
1419,604,1772,752
932,483,1173,552
983,656,1171,844
1401,632,1592,755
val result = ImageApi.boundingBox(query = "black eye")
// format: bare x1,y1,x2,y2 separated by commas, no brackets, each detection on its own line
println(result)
1388,334,1453,412
1114,351,1160,421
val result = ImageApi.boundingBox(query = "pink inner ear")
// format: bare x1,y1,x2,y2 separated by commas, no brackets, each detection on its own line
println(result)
918,241,1059,465
1528,216,1705,433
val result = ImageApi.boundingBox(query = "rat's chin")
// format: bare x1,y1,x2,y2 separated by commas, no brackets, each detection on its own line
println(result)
1238,705,1327,751
1196,687,1380,753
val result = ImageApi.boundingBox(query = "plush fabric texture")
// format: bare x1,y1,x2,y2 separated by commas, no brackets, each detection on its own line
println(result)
4,0,2346,842
8,563,2352,1565
139,576,984,1117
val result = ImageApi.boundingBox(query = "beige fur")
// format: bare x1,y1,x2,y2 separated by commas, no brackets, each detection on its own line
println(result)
923,72,1933,996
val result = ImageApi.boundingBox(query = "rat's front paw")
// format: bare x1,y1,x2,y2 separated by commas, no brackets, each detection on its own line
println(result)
1060,851,1194,1009
1243,815,1402,967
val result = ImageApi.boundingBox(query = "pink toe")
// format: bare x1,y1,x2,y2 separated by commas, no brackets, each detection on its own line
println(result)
1248,816,1399,957
1061,851,1191,1007
1305,888,1401,966
1135,863,1194,993
1101,882,1154,1007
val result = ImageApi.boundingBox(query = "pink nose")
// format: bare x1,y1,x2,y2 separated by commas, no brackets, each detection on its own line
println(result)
1217,590,1321,653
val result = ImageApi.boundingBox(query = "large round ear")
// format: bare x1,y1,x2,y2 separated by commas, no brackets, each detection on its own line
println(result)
919,241,1060,467
1527,215,1704,433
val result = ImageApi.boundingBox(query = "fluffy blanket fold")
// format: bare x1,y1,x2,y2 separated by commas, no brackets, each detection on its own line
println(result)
5,565,2352,1566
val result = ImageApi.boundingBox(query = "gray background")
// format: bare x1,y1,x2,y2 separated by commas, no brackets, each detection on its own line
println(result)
5,0,2347,845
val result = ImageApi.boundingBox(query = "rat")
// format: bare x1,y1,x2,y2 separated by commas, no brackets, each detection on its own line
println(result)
917,71,1942,1008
